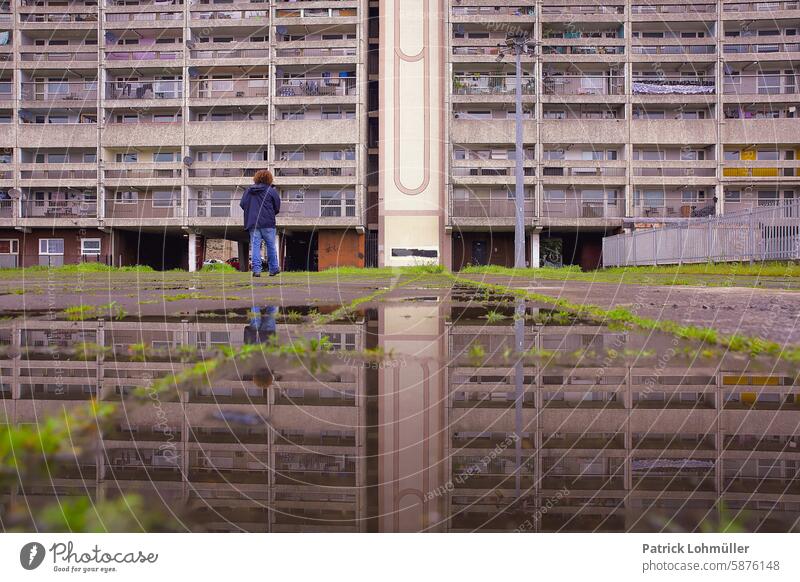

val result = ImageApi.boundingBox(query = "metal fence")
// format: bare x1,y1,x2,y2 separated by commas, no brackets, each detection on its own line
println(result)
603,200,800,266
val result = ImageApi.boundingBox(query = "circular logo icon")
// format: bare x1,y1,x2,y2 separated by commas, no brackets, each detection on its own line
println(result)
20,542,46,570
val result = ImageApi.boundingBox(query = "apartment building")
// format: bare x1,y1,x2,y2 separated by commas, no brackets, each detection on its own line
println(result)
1,0,799,271
0,0,368,270
441,0,800,268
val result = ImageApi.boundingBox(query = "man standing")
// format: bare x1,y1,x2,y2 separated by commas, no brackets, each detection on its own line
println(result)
239,169,281,277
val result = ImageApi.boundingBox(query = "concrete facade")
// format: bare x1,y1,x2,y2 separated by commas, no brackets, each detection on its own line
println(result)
0,0,368,270
2,0,800,270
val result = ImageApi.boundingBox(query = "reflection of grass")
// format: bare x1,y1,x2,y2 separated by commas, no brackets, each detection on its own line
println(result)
484,309,508,323
64,302,127,321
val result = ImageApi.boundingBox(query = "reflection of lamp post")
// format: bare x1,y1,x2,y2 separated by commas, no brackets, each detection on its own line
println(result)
496,32,533,268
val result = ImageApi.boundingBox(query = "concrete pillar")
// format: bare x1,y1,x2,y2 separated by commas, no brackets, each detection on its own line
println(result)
237,240,249,272
529,230,540,269
188,232,197,272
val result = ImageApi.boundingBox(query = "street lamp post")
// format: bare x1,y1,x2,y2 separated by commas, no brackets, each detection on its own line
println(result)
497,32,532,268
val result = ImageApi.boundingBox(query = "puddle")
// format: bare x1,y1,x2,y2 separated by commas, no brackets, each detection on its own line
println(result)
2,297,799,533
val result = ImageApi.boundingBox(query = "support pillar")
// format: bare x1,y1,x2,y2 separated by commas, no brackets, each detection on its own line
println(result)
188,232,197,273
237,240,250,272
529,229,541,269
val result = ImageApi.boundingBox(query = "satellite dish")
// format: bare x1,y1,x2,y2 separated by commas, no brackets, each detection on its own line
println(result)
104,32,117,44
183,156,194,167
187,67,199,78
186,39,196,50
276,25,288,36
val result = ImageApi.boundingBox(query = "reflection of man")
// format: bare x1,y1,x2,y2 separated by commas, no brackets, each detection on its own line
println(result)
244,305,277,389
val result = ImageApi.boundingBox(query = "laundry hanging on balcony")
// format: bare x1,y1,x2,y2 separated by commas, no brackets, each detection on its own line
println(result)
632,81,714,95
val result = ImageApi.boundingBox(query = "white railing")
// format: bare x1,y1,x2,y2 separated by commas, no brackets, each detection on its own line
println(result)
603,200,800,266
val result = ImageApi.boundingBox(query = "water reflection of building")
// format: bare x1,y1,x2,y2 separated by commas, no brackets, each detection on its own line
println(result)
446,320,800,532
0,317,367,532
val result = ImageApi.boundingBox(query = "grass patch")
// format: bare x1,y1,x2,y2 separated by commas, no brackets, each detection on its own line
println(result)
200,262,236,272
64,302,127,321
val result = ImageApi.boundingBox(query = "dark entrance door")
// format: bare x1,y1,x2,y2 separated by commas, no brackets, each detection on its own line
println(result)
472,240,488,266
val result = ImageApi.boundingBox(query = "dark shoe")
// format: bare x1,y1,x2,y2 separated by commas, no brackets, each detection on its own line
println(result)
268,270,281,277
252,272,261,278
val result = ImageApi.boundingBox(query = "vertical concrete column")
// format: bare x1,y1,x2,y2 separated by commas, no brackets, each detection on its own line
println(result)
188,232,197,272
715,0,725,216
379,0,446,267
529,228,541,269
237,240,249,272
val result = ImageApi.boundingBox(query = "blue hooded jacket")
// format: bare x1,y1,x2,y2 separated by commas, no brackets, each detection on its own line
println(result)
240,183,281,230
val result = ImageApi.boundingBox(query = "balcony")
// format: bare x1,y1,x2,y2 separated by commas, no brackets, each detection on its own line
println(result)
18,12,98,26
631,2,717,16
724,42,800,57
631,44,716,56
189,45,269,62
19,48,97,67
723,74,800,96
105,48,184,65
190,8,269,24
21,196,97,218
723,1,800,15
632,195,715,218
453,75,535,97
20,167,97,181
105,80,182,101
105,10,183,28
104,193,181,220
275,44,357,60
450,193,535,219
542,75,624,96
723,161,800,178
632,161,717,179
542,44,625,56
541,193,623,219
189,78,270,101
274,5,358,21
19,81,98,103
189,467,269,485
276,76,357,98
451,4,535,19
0,198,13,218
632,76,715,95
104,165,182,182
273,161,357,181
541,161,626,181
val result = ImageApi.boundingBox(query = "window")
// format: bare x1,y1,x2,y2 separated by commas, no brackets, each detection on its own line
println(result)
152,190,177,207
80,238,101,256
153,152,177,163
757,150,779,161
0,239,19,255
39,238,64,255
116,153,138,163
724,189,741,203
114,191,138,204
83,152,97,163
544,189,566,201
758,190,779,206
153,113,178,123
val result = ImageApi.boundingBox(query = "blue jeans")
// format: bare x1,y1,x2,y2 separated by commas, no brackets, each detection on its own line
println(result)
250,227,278,274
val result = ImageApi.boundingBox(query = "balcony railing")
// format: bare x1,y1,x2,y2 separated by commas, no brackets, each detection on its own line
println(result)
191,9,268,21
0,199,14,218
632,76,715,95
274,164,356,178
632,163,716,178
105,49,183,62
451,196,535,218
189,79,270,99
631,2,716,13
22,199,98,218
724,42,800,54
20,82,98,102
19,51,97,63
275,46,357,58
105,11,183,24
188,166,256,178
452,5,535,17
20,169,97,180
105,80,183,100
543,75,624,95
276,76,357,97
104,198,181,219
541,163,626,178
453,75,536,95
541,4,623,15
631,45,716,55
190,47,269,60
632,197,715,218
723,74,800,95
19,13,98,23
275,7,357,18
105,168,182,179
542,45,625,55
724,1,800,12
541,195,623,218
